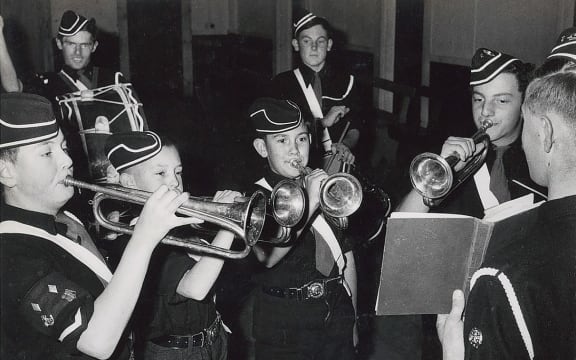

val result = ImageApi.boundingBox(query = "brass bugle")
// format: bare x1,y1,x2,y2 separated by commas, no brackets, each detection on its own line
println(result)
290,159,363,229
253,179,309,245
409,119,493,207
63,176,266,259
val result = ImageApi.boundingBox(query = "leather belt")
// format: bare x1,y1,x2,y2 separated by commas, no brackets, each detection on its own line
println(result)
262,276,343,301
150,313,221,349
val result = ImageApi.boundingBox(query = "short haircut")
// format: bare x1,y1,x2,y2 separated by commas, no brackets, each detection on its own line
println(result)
523,63,576,135
0,147,18,164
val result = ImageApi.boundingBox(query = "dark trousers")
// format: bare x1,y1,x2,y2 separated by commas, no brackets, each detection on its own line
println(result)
252,284,355,360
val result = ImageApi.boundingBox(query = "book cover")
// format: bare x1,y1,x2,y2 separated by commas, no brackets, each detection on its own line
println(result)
375,194,542,315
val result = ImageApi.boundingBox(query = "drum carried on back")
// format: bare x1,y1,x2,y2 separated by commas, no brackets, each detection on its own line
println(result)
57,73,147,183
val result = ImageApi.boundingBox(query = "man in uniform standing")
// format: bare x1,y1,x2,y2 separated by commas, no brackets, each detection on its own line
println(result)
269,9,362,170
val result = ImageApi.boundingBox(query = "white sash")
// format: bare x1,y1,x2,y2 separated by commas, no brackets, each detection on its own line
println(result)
473,163,500,211
293,69,333,152
255,178,344,273
0,221,113,283
59,70,89,91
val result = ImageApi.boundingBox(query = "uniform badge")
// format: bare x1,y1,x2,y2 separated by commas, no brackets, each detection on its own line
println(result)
41,314,55,327
31,303,41,312
48,284,58,293
62,289,77,302
468,327,483,349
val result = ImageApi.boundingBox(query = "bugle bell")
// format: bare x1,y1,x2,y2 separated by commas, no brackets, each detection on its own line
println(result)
290,159,363,229
260,179,307,244
409,119,493,207
63,176,266,259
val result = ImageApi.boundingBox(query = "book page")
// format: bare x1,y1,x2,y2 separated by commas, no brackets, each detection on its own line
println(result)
390,212,472,219
483,194,543,222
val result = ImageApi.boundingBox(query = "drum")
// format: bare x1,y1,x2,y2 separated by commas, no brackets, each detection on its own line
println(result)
57,74,147,183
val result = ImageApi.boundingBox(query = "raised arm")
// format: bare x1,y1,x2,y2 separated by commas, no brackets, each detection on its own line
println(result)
176,190,241,300
77,187,199,359
0,16,22,92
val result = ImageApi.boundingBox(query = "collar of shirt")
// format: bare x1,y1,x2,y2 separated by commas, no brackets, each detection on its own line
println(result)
540,194,576,222
264,168,295,189
62,64,94,81
298,63,329,87
1,202,60,235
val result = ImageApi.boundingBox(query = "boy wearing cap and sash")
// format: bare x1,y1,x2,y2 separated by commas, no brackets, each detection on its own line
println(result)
246,97,357,359
27,10,120,103
102,131,236,359
269,9,361,170
25,10,145,188
398,47,546,216
0,93,198,359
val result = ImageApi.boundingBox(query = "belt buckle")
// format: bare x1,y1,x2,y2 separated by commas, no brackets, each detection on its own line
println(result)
191,332,205,347
307,281,325,299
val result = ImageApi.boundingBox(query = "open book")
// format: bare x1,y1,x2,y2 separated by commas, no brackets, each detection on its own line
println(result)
375,194,543,315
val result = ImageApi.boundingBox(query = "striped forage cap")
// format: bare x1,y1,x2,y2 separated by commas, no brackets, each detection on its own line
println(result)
0,93,59,149
58,10,95,37
105,131,162,172
249,98,303,134
470,48,520,86
547,27,576,62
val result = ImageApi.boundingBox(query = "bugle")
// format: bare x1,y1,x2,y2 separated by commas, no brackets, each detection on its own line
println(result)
290,159,363,229
409,119,493,207
260,179,307,244
63,176,266,259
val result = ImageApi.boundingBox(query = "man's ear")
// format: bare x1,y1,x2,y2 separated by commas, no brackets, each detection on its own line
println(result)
56,38,63,50
327,38,333,52
292,38,300,52
541,114,554,153
92,40,99,53
253,138,268,158
0,159,17,188
119,172,136,188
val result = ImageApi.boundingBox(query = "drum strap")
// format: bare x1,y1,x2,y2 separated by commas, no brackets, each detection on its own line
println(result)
58,70,89,92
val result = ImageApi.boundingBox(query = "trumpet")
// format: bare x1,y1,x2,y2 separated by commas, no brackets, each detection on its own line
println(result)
290,159,363,229
409,119,493,207
63,177,266,259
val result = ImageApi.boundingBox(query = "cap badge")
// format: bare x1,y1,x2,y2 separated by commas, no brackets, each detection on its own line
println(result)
41,314,55,327
468,327,483,349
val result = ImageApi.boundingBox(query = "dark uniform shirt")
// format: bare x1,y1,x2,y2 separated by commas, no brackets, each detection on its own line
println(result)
463,195,576,359
249,170,353,287
436,138,547,218
135,245,218,340
249,170,357,359
270,64,363,167
0,202,131,360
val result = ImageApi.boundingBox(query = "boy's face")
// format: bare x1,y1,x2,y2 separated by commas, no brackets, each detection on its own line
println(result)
121,145,183,193
0,131,74,215
253,123,310,179
292,24,333,72
471,72,523,147
56,30,98,71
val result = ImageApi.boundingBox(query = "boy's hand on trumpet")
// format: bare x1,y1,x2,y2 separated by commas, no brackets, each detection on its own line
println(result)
440,136,487,172
304,168,328,214
132,186,203,249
